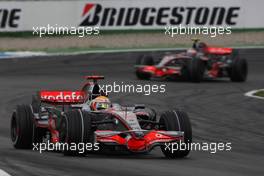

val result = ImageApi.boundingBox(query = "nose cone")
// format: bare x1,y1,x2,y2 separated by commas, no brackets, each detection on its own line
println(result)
127,138,146,151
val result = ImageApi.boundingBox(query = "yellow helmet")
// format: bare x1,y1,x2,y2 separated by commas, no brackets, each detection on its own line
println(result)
90,96,111,111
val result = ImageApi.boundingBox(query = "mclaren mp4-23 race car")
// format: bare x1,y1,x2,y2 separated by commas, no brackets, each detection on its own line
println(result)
135,39,248,82
11,76,192,158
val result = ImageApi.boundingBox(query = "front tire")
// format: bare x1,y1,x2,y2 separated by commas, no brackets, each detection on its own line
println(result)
159,110,192,158
229,57,248,82
11,105,43,149
60,110,94,156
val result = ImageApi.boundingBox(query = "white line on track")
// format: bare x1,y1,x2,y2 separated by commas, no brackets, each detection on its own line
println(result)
45,46,264,56
245,89,264,100
1,46,264,60
0,169,11,176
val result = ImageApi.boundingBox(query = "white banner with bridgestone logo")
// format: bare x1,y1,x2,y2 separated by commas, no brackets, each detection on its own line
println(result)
0,0,264,31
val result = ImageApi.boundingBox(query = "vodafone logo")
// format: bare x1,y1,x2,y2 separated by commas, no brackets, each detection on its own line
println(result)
79,3,240,27
40,91,85,103
206,47,232,55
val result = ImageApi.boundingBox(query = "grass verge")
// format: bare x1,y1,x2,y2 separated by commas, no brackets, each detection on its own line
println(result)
254,90,264,97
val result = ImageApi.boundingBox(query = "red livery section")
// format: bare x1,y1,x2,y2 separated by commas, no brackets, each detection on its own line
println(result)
139,66,181,77
96,130,183,152
40,91,85,103
205,47,233,55
85,75,105,80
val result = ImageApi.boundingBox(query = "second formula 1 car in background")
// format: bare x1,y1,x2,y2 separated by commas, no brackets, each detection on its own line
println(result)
135,39,248,82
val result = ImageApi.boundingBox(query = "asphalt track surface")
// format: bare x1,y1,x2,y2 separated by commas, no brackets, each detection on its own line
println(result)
0,49,263,176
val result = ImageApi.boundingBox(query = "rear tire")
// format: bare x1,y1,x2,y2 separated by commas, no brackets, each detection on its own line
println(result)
60,110,94,156
136,71,151,80
11,105,43,149
187,57,205,82
136,55,154,66
230,57,248,82
159,110,192,158
136,55,154,80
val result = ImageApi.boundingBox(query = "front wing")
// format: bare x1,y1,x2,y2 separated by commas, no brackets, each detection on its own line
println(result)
95,130,184,152
136,65,182,77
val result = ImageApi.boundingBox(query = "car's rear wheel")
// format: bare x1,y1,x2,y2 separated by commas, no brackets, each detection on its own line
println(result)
187,57,205,82
229,57,248,82
136,55,154,66
136,55,154,80
136,71,152,80
60,110,94,156
159,110,192,158
11,105,44,149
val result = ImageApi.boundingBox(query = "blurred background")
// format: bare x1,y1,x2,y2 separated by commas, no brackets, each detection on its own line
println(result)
0,0,263,54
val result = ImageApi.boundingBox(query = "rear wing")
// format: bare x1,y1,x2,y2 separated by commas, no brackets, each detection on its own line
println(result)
39,76,105,104
205,47,232,55
85,75,104,80
40,91,85,104
85,75,104,83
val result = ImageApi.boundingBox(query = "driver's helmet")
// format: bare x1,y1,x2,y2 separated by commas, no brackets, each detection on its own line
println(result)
90,96,111,111
197,42,207,51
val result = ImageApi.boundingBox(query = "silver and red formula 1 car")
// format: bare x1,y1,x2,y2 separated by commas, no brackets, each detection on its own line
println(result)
135,39,248,82
11,76,192,158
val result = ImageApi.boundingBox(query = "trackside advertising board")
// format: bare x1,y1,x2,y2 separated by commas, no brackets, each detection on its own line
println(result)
0,0,264,31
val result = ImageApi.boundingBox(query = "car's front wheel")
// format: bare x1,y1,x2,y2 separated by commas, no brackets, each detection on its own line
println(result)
11,105,44,149
229,57,248,82
159,110,192,158
60,110,95,156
